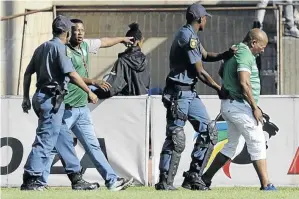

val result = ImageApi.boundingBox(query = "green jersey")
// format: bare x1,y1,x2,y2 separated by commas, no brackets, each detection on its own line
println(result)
64,39,101,107
222,42,260,103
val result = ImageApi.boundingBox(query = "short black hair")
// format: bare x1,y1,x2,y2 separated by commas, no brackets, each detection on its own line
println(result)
52,28,64,36
186,13,195,24
186,12,200,24
70,18,84,24
125,22,143,42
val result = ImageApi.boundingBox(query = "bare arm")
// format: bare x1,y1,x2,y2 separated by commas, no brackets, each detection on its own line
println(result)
201,44,237,62
68,72,92,94
22,69,34,113
23,58,36,98
195,61,221,91
239,71,258,110
69,72,99,104
201,44,224,62
22,55,36,113
82,77,94,85
23,70,33,98
100,37,132,48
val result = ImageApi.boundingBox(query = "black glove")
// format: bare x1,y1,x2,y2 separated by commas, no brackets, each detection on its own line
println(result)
262,112,279,138
222,46,238,60
217,86,229,100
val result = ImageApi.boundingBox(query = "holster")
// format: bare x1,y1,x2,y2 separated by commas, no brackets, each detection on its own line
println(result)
162,79,192,121
41,82,66,114
52,84,66,114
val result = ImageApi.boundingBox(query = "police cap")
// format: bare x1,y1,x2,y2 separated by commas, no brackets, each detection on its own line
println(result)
52,15,74,32
186,2,211,21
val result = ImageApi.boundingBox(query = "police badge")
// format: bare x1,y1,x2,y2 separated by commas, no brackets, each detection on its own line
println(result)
190,38,197,49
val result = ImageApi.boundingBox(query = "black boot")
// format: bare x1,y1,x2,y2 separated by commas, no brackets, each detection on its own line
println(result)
253,21,262,29
182,161,200,190
20,173,45,191
67,173,100,190
181,171,193,190
182,171,210,191
155,173,177,191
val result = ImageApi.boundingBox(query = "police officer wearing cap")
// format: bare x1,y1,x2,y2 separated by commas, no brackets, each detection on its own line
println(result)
21,15,98,191
155,3,236,191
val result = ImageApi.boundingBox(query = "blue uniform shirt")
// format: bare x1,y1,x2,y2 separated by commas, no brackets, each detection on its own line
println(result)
26,37,75,90
168,24,202,85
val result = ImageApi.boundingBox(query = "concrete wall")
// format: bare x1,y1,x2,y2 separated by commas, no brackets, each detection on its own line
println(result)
282,37,299,95
0,0,261,96
1,0,298,96
1,1,53,95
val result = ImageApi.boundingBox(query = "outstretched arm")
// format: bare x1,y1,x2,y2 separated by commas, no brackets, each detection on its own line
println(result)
201,44,237,62
100,37,133,48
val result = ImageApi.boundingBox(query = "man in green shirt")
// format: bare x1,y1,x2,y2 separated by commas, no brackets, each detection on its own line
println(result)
40,18,134,191
199,29,277,191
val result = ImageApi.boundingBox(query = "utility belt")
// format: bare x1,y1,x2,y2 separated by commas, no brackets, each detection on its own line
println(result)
38,82,67,114
165,79,195,92
65,104,85,110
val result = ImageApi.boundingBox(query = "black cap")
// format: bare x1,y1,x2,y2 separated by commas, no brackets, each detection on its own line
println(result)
52,15,73,32
186,2,211,20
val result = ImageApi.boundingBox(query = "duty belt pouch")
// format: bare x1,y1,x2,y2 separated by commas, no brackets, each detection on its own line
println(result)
162,86,178,109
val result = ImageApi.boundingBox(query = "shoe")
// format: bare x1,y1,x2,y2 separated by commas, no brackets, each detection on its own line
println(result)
181,171,210,191
155,182,177,191
20,178,45,191
155,173,177,191
252,21,262,29
68,173,100,190
72,179,100,190
190,178,210,191
107,177,133,191
181,171,193,190
181,178,192,190
284,26,299,38
260,183,277,191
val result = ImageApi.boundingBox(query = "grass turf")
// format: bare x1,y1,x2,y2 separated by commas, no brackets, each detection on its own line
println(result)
1,186,299,199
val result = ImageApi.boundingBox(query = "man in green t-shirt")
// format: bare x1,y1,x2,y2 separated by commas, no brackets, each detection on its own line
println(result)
199,29,277,191
40,18,134,191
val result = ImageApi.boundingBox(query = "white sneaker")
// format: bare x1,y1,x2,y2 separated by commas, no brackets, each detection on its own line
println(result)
284,26,299,38
107,177,133,191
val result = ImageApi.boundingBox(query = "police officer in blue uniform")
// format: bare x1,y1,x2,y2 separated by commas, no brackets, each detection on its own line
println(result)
155,3,236,191
21,15,98,191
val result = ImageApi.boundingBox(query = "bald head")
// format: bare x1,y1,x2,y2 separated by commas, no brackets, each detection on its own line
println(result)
243,28,268,44
243,28,268,55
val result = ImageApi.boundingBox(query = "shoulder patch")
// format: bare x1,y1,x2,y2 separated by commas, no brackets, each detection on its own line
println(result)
66,47,72,58
190,38,197,49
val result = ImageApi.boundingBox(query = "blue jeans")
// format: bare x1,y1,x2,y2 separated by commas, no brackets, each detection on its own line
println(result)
24,90,66,177
159,89,211,173
40,105,118,187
